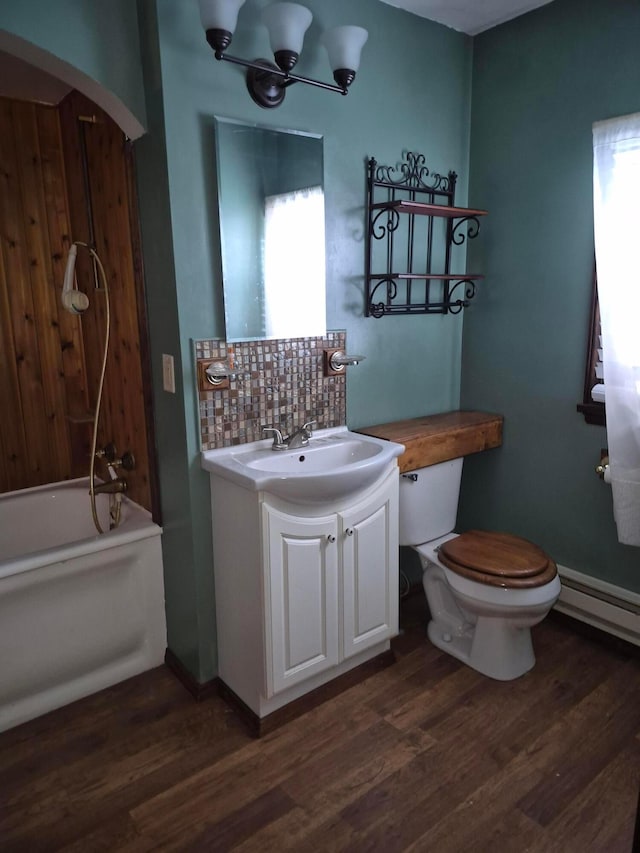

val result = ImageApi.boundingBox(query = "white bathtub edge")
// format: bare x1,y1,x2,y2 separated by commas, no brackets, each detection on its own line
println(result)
0,518,163,582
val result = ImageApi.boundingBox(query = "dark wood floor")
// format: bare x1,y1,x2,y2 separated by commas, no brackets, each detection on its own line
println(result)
2,596,640,852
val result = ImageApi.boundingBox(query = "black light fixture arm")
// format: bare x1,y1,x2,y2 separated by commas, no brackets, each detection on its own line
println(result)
225,53,348,94
205,27,351,107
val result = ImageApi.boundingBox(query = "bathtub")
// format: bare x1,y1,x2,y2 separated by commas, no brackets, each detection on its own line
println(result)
0,478,166,732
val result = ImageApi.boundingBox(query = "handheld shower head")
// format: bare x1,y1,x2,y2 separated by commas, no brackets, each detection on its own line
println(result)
61,244,89,314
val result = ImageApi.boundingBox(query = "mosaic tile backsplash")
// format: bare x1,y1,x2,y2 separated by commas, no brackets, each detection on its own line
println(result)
196,332,347,449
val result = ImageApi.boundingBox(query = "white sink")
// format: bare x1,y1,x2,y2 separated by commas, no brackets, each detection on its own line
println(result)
201,426,404,504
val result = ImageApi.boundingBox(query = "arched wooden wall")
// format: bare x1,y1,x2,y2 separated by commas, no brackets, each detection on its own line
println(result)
0,91,157,514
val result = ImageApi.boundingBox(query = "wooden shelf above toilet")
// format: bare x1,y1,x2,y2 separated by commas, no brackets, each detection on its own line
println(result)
355,410,503,474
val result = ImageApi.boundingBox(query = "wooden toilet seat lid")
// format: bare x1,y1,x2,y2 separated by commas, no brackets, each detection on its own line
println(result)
438,530,557,589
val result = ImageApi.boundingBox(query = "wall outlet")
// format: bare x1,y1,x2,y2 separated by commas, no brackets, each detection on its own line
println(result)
162,353,175,393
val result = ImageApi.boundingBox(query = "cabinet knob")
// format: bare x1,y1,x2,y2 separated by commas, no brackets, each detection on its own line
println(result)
345,528,354,536
327,534,336,543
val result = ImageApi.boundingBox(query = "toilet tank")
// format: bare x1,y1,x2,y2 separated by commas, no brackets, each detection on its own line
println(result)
398,457,463,546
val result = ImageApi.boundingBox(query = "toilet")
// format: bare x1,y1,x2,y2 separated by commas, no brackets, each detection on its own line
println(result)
399,457,561,681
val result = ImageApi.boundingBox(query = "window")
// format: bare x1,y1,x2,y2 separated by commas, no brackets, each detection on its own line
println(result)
591,111,640,546
577,269,605,426
263,186,326,339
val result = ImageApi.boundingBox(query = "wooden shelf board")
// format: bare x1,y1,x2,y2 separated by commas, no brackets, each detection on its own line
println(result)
369,273,484,281
371,200,488,218
356,410,503,473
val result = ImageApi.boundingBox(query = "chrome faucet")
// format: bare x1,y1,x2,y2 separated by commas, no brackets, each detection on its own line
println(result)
286,421,316,449
263,421,316,451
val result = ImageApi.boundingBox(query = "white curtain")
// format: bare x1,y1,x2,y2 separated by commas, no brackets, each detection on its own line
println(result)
593,112,640,546
263,186,326,339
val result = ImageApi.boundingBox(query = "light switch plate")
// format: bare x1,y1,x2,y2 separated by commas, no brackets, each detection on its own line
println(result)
162,353,175,393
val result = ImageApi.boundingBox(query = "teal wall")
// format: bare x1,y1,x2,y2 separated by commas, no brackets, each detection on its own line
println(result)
134,0,473,680
459,0,640,591
14,0,637,683
0,0,147,132
135,1,209,679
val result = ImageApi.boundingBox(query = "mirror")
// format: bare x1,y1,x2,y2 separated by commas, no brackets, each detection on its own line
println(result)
214,117,326,342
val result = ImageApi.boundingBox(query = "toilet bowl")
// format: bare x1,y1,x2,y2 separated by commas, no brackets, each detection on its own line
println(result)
400,459,561,681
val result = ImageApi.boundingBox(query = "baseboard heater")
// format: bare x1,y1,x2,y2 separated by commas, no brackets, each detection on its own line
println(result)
555,565,640,647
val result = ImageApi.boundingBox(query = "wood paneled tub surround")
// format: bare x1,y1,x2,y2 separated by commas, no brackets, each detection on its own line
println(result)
0,91,158,518
0,479,166,733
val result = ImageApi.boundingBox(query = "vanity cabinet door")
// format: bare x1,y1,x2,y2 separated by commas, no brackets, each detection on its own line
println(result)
263,505,339,697
341,472,399,660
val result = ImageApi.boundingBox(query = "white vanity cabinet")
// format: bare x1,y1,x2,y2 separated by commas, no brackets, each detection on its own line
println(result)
264,470,399,698
340,480,399,658
263,506,340,695
208,464,399,724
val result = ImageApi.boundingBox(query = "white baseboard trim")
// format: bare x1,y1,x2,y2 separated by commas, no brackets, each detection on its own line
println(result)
554,564,640,647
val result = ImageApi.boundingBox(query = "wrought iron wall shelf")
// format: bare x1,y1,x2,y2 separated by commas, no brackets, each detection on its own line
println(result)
365,152,488,317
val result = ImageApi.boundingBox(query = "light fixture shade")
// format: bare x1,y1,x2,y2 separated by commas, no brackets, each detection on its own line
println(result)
199,0,246,34
261,3,313,55
321,25,368,72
